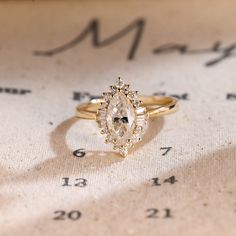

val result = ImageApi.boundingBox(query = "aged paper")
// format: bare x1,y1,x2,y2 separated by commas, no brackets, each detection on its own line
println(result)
0,1,235,236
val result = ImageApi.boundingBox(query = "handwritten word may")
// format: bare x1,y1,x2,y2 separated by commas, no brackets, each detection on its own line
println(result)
34,19,236,67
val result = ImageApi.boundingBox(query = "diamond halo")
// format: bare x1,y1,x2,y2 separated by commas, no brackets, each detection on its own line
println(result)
96,78,148,157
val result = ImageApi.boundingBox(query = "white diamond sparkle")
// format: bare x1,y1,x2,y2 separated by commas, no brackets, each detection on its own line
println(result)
96,78,148,157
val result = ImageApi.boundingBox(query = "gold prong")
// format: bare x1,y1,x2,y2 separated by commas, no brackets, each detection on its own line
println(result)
101,129,107,134
119,146,128,157
110,85,116,91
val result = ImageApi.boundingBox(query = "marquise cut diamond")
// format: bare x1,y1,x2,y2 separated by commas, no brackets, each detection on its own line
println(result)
96,78,147,157
107,91,136,146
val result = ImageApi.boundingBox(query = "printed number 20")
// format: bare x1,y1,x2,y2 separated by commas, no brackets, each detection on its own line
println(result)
53,210,82,221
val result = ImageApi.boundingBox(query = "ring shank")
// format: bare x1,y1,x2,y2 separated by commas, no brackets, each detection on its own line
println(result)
76,96,178,120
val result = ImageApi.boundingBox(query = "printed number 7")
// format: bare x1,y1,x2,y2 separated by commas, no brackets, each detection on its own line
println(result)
160,147,172,156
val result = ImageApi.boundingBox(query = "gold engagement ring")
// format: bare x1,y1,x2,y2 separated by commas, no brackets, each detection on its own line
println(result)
76,78,178,157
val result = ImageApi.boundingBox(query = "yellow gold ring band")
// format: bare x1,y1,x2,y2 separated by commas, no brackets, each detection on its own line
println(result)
76,96,178,120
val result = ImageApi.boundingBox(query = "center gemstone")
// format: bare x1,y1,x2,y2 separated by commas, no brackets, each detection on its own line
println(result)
106,91,136,145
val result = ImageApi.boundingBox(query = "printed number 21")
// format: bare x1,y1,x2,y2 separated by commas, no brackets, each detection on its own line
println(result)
146,208,172,218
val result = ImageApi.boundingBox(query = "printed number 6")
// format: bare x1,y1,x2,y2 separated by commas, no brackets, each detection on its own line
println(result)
73,148,86,158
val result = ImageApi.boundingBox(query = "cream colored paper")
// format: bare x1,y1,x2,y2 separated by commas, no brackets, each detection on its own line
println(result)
0,1,235,236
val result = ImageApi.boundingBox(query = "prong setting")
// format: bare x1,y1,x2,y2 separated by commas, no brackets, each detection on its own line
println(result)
96,78,148,157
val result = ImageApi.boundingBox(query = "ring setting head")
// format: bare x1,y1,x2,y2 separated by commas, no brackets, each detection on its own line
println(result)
96,78,148,157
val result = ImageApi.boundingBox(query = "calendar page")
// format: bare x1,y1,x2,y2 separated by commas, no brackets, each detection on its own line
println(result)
0,1,235,236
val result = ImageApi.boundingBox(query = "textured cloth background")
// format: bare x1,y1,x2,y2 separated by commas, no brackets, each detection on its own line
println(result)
0,1,235,236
